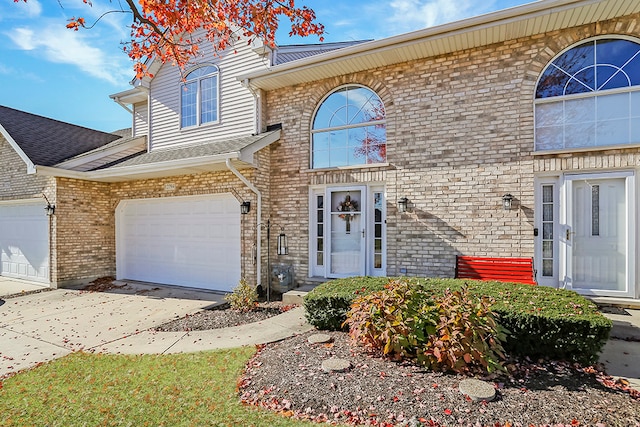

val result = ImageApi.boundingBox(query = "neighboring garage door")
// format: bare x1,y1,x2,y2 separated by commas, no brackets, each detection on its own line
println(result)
0,200,50,283
116,194,241,292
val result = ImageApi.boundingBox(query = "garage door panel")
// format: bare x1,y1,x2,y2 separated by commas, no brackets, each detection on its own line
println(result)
0,202,50,283
117,194,240,292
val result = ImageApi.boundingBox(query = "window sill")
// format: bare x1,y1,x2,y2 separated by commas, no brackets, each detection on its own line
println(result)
302,162,391,173
179,120,221,132
533,143,640,156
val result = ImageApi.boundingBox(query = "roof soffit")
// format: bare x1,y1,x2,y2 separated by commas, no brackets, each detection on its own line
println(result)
241,0,640,90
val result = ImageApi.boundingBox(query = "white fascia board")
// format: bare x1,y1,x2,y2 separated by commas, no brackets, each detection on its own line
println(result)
238,0,604,85
109,87,149,105
239,129,281,163
0,123,36,174
55,136,147,170
35,152,242,182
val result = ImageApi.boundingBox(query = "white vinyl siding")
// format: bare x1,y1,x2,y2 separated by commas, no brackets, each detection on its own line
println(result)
133,102,148,138
148,37,270,151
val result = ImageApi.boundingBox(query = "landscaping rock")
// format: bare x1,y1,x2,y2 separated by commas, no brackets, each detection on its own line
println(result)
459,378,496,402
308,333,333,344
321,358,351,373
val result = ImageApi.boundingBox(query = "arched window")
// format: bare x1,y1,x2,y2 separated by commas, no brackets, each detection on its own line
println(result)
535,38,640,151
311,85,386,168
180,65,219,128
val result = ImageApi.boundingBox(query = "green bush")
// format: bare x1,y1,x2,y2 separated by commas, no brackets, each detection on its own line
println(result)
345,280,507,374
303,276,389,330
304,277,611,364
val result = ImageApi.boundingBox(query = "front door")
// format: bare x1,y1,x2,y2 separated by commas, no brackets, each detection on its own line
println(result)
534,172,636,297
565,173,634,297
310,186,386,278
328,188,366,277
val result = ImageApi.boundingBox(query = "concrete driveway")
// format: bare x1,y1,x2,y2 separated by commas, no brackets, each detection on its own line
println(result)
0,280,224,378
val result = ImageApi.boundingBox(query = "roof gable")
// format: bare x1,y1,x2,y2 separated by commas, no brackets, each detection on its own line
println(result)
0,105,122,167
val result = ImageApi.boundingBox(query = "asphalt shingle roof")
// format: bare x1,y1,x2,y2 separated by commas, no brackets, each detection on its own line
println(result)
0,105,122,166
95,130,280,171
274,40,372,65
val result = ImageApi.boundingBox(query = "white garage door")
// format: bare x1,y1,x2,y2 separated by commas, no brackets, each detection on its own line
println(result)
116,194,241,292
0,201,50,283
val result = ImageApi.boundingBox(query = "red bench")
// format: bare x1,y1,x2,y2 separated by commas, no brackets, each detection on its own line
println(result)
455,256,536,285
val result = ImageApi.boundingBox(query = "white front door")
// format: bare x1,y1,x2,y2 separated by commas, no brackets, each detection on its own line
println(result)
328,188,366,278
565,173,635,297
310,186,386,278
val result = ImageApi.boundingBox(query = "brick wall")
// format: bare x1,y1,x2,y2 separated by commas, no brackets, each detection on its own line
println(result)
0,136,52,201
54,169,264,288
264,14,640,281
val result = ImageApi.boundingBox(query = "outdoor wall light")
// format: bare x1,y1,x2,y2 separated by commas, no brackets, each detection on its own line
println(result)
44,204,55,216
397,197,409,213
240,201,251,214
277,230,288,256
42,193,55,216
502,193,514,210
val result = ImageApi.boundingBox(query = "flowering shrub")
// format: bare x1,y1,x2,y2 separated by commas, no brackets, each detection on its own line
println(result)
225,278,258,312
345,280,507,374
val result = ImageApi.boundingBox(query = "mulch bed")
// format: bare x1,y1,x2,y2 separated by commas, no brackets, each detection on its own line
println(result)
153,302,292,331
239,330,640,427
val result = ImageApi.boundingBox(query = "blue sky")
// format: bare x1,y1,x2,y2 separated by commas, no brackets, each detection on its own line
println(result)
1,0,531,132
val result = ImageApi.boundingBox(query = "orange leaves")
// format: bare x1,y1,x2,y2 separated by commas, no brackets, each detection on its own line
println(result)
66,17,86,31
52,0,323,78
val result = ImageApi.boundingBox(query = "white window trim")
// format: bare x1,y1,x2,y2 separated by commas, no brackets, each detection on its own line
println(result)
533,36,640,153
179,65,220,129
310,84,387,169
308,183,387,278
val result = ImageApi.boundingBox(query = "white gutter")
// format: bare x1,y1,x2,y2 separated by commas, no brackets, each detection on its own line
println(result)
110,87,149,114
0,124,36,174
35,151,241,182
55,136,146,170
225,158,262,290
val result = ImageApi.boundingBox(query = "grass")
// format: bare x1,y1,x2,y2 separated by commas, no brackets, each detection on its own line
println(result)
0,348,314,427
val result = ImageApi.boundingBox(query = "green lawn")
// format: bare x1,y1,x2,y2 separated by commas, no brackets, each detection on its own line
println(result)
0,348,315,427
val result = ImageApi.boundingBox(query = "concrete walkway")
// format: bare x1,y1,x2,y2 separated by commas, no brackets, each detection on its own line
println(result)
1,278,639,392
0,281,311,379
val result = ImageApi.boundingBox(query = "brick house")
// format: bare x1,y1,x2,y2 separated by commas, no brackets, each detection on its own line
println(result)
1,0,639,299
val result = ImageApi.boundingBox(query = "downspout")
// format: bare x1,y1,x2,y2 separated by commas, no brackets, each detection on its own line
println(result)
226,158,262,289
241,78,262,134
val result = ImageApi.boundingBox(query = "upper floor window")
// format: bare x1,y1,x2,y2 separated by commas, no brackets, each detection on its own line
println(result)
535,38,640,151
181,65,219,128
311,85,386,168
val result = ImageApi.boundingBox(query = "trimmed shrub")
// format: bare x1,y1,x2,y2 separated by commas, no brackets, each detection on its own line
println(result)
303,276,389,330
304,277,612,364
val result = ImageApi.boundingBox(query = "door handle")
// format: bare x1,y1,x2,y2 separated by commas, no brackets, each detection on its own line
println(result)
566,229,575,240
362,229,365,238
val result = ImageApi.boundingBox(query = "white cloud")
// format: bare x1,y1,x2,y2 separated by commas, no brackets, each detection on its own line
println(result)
7,0,42,17
7,25,130,85
388,0,496,31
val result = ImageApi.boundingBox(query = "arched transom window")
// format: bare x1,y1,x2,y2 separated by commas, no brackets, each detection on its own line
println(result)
181,65,219,128
535,38,640,151
311,85,386,168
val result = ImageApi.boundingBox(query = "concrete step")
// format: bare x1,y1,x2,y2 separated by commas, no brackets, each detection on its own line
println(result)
282,290,308,305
